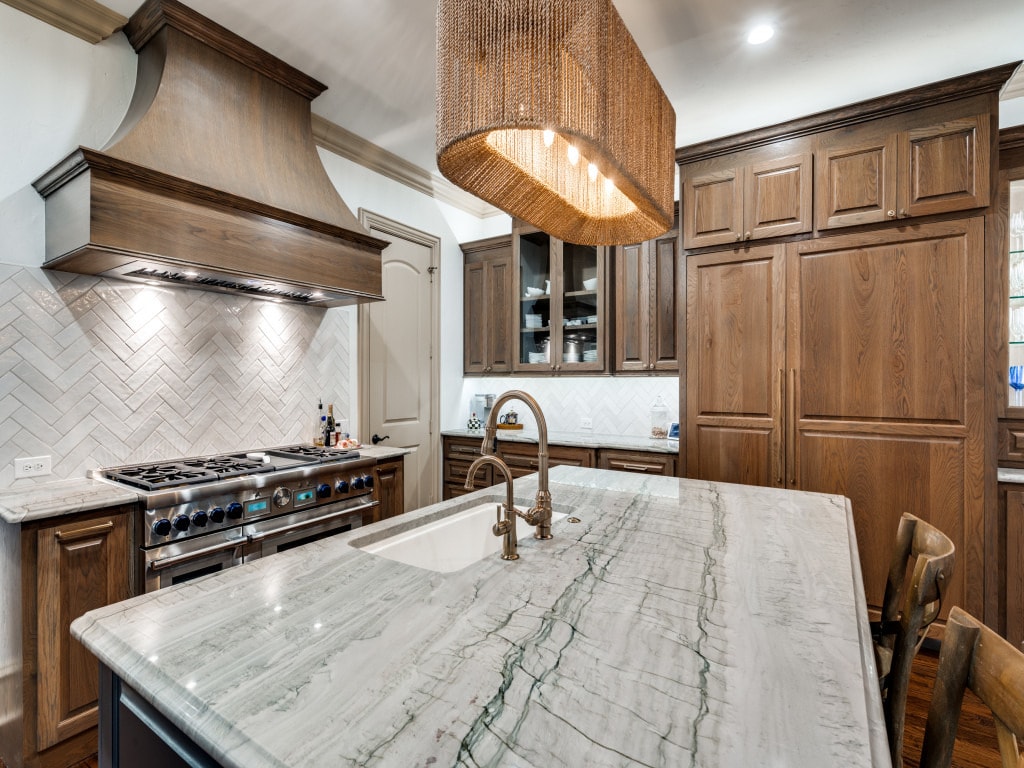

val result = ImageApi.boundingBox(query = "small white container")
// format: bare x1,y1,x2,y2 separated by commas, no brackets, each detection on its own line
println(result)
525,313,542,328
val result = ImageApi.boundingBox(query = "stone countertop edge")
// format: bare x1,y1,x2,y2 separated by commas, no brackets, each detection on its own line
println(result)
355,445,411,460
442,427,679,454
998,466,1024,484
0,478,140,525
71,466,887,768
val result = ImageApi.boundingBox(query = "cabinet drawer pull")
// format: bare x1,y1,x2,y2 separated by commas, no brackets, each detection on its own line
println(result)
55,520,114,542
620,463,655,472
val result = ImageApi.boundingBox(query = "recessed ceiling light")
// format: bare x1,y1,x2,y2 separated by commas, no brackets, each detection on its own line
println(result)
747,24,774,45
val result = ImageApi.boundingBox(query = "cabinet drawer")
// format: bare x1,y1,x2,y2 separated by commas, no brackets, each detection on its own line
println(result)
498,443,595,479
445,458,492,488
597,449,676,476
999,420,1024,465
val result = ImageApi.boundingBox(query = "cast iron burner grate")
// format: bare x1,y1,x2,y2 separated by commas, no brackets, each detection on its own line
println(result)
267,445,360,463
104,464,220,491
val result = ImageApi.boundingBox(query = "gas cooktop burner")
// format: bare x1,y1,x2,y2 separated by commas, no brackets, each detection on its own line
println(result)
180,455,276,478
104,464,220,491
267,445,360,462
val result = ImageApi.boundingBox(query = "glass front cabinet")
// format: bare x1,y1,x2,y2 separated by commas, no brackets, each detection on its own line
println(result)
1010,178,1024,409
512,219,607,373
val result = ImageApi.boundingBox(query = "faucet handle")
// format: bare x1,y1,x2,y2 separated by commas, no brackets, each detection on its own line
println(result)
493,504,512,536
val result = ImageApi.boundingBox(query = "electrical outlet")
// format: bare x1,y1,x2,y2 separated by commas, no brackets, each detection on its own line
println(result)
580,417,593,430
14,455,51,478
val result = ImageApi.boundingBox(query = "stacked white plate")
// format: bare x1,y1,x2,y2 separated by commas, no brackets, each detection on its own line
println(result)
524,314,542,328
583,351,598,362
528,351,547,363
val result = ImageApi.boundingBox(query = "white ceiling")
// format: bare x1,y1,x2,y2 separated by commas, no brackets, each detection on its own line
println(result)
102,0,1024,176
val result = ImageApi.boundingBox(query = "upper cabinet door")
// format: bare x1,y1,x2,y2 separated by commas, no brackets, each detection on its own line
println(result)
815,134,898,230
898,113,990,218
744,153,813,240
484,258,512,372
683,167,743,248
682,152,812,249
613,241,650,372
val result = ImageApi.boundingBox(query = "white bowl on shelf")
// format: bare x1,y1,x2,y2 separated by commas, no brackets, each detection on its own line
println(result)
524,286,545,298
583,278,598,291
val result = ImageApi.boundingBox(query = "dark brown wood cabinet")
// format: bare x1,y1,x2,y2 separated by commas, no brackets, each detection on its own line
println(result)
596,449,676,476
996,483,1024,650
372,457,405,521
688,219,986,619
442,436,490,500
678,65,1015,626
13,504,134,768
686,244,786,487
462,236,513,375
816,112,990,230
496,442,595,479
512,220,608,374
614,223,682,373
682,149,813,249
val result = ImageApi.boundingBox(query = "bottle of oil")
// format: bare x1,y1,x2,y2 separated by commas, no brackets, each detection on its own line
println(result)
325,403,337,447
313,399,325,446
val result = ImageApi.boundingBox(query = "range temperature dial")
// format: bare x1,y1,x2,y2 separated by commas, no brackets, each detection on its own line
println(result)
273,487,292,508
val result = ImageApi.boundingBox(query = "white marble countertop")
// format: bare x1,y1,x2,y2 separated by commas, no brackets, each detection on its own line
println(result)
0,478,139,524
442,427,679,454
72,467,888,767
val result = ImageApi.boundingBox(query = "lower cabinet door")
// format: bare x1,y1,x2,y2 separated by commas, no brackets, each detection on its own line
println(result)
36,510,131,750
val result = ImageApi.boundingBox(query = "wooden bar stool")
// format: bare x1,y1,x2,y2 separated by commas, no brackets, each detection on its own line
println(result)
871,512,956,766
920,606,1024,767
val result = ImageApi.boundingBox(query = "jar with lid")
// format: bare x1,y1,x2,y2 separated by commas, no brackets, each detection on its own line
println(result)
650,395,669,438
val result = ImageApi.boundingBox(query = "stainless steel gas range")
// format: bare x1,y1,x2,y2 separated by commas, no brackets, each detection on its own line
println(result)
94,445,378,592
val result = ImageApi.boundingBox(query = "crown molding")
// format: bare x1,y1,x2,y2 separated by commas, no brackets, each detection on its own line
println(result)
311,114,504,220
2,0,126,43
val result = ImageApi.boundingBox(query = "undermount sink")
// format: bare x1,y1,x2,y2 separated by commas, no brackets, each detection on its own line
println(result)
355,502,567,573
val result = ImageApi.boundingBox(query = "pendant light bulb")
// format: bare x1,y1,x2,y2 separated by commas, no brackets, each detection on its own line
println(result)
567,145,580,165
543,129,555,147
588,162,598,181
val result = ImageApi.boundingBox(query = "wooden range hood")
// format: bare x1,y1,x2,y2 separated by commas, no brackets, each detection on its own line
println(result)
33,0,387,307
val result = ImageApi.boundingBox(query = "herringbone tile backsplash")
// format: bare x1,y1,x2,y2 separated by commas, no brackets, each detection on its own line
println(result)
459,376,679,437
0,264,353,488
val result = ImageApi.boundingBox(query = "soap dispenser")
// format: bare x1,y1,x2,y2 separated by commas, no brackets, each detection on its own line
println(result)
650,395,669,439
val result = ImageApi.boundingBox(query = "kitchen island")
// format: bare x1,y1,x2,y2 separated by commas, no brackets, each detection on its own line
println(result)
71,466,889,767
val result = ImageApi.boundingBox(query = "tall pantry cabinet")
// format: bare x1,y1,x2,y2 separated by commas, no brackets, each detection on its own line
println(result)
680,63,1016,626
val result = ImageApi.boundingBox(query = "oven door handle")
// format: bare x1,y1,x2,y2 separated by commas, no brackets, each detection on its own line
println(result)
148,538,246,572
247,500,378,544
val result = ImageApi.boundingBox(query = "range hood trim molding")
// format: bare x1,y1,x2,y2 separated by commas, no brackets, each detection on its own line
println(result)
34,148,390,252
125,0,326,100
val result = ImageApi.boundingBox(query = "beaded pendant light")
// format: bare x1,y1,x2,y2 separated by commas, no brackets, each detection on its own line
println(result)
436,0,675,246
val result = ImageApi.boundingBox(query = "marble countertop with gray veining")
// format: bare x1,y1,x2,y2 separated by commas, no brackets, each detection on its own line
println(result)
71,467,888,767
998,466,1024,484
442,427,679,454
0,478,139,524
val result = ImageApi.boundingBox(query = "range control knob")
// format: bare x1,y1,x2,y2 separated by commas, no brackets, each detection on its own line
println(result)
273,487,292,508
152,518,172,537
209,506,226,523
351,476,365,491
363,475,374,489
226,502,243,520
317,483,332,499
335,480,349,494
172,514,191,532
191,509,208,527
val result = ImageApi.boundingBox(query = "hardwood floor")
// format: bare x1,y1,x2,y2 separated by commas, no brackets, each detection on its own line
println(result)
61,648,1006,768
900,647,1002,767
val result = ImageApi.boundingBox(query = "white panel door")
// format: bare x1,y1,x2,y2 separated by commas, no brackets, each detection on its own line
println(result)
360,212,440,512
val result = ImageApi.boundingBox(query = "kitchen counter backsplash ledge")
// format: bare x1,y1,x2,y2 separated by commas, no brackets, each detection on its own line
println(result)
441,428,678,454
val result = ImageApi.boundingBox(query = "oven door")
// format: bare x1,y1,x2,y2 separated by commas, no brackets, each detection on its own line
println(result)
143,529,247,593
245,498,376,560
